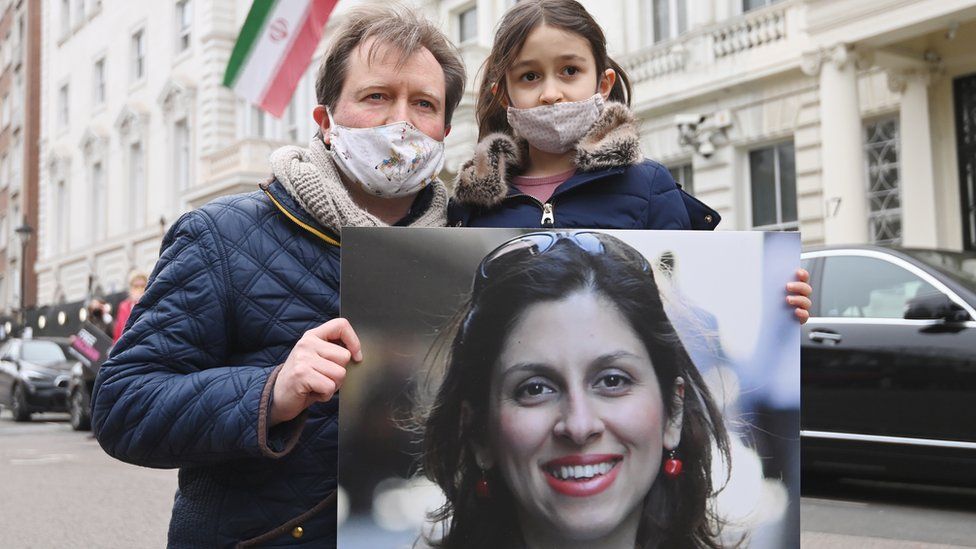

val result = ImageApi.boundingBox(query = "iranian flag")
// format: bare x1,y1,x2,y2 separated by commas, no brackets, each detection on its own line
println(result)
224,0,340,118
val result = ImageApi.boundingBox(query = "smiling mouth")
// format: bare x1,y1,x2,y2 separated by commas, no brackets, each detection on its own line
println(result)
545,460,620,481
541,455,623,497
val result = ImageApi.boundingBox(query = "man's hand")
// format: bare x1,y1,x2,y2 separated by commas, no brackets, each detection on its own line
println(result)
787,268,813,325
270,318,363,426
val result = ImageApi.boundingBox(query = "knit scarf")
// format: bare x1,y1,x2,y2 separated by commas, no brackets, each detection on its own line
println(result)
270,137,448,233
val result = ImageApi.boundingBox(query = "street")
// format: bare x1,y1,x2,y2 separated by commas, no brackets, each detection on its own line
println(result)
801,475,976,548
0,410,176,548
2,409,976,548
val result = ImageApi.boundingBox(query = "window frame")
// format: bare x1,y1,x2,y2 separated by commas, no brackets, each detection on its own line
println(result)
457,4,477,45
92,56,106,107
649,0,688,44
58,82,70,127
90,160,106,243
743,0,781,12
131,28,146,83
128,140,146,230
668,161,694,196
747,140,798,231
863,114,902,246
175,0,192,53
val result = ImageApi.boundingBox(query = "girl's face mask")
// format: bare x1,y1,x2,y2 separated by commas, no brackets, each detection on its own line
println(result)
327,108,446,198
506,94,605,154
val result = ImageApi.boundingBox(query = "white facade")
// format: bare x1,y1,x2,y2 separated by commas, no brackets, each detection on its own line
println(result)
432,0,976,251
36,0,326,304
0,0,29,317
34,0,976,307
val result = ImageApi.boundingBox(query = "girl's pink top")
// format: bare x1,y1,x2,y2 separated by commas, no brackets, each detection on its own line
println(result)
513,168,576,204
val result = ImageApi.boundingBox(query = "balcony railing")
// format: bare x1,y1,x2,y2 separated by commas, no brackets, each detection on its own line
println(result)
711,6,788,59
622,0,796,85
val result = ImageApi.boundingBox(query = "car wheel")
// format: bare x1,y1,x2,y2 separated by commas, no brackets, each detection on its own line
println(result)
11,384,31,422
69,388,92,431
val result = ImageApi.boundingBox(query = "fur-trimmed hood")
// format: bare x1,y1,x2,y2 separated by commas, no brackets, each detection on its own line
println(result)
453,101,642,208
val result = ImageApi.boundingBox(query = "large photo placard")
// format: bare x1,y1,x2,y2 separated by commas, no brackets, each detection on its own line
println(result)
339,227,800,548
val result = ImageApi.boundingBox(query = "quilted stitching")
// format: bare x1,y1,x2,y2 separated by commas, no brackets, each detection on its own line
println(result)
92,183,342,547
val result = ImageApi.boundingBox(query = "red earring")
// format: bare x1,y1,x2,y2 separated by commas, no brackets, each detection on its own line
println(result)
476,469,491,499
664,449,683,478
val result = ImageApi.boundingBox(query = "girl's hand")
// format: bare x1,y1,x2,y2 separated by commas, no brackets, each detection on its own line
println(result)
787,268,813,325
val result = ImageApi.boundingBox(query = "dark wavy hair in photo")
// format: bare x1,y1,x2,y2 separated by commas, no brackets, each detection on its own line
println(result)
475,0,633,140
420,231,732,549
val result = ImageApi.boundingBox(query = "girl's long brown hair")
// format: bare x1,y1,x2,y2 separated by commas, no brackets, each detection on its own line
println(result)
475,0,633,140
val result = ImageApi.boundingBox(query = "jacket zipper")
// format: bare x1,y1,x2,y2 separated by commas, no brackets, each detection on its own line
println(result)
541,202,555,227
512,195,556,227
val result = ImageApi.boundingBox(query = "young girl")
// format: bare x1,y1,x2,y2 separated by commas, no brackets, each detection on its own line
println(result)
449,0,812,321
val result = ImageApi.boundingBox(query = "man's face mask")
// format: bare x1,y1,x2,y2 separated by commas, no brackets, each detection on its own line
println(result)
326,108,446,198
506,94,605,154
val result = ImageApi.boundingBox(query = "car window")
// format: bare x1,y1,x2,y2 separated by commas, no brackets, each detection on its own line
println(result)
21,340,67,365
820,255,939,318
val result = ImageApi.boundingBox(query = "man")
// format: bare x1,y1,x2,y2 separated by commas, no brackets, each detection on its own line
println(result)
91,5,465,547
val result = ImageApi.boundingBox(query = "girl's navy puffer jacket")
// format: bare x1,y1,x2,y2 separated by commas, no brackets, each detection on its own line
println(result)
448,102,720,231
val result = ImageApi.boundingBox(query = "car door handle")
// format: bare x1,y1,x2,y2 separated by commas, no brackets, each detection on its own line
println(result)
809,330,842,344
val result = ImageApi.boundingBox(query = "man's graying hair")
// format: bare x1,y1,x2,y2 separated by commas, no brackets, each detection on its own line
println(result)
316,4,467,125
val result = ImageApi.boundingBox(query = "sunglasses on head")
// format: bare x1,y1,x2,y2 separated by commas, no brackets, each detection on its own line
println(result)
474,231,651,292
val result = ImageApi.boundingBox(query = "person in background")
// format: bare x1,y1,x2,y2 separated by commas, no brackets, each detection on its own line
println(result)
112,271,148,343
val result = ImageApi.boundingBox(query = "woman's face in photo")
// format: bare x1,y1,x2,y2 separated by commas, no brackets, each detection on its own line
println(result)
484,290,682,545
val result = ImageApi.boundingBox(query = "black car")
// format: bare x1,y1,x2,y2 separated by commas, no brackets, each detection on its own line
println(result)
0,337,76,421
801,246,976,484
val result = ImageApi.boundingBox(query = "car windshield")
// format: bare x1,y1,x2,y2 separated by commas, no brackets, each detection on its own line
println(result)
21,341,67,365
904,250,976,293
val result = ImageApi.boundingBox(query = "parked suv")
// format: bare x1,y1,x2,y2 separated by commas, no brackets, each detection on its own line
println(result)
0,338,76,421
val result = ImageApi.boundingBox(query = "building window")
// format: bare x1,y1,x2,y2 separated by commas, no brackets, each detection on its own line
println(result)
864,117,901,245
744,0,781,12
74,0,85,26
56,179,69,253
93,58,106,106
91,162,106,242
1,94,8,128
176,0,192,53
60,0,71,37
59,84,69,126
129,142,145,229
652,0,687,43
16,14,24,49
174,119,190,190
131,29,146,82
458,6,477,44
669,163,694,195
749,141,797,230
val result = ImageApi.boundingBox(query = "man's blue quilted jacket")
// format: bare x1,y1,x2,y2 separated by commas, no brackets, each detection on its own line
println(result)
92,180,342,548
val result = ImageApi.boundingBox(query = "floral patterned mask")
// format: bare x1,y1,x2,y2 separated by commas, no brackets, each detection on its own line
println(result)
507,94,605,154
327,109,446,198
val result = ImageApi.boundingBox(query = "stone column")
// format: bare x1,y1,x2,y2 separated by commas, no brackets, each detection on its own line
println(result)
802,44,870,244
888,70,939,248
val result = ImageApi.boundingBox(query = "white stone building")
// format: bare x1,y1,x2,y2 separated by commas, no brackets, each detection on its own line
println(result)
434,0,976,251
31,0,976,318
36,0,327,307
